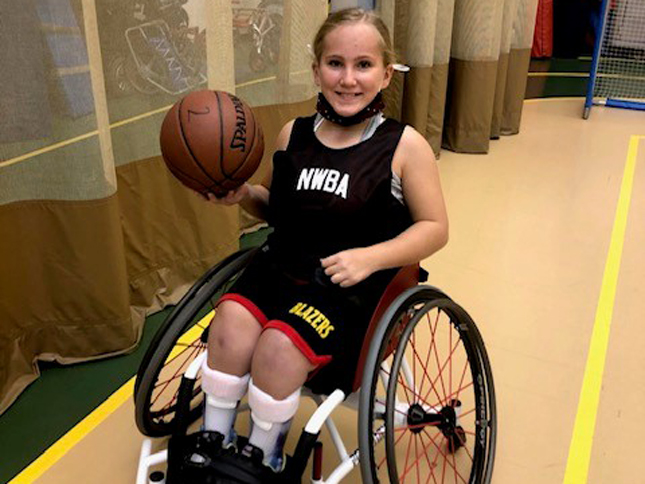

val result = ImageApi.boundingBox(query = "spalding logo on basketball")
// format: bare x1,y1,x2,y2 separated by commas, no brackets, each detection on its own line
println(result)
160,90,264,197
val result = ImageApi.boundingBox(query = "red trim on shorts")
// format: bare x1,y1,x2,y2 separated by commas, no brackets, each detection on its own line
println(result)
218,294,269,326
264,320,332,368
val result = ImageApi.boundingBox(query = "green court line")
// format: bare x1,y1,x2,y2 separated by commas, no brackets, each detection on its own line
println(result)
563,135,642,484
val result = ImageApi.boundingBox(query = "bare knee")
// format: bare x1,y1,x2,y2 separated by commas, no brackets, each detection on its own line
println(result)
207,301,262,374
252,329,315,399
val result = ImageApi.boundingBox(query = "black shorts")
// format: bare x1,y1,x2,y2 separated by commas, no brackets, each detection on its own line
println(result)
218,247,394,394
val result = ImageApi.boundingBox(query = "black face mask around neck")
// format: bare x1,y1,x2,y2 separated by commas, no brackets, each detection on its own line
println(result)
315,92,385,127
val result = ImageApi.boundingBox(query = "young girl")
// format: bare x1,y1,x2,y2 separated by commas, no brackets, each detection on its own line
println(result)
202,7,448,473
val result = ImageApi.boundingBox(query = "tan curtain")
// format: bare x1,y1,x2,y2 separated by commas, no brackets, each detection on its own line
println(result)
379,0,538,154
0,0,326,415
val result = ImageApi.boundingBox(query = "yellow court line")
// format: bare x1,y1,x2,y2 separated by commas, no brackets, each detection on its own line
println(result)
9,314,213,484
528,72,589,78
524,97,585,103
563,135,643,484
110,104,174,130
1,131,100,169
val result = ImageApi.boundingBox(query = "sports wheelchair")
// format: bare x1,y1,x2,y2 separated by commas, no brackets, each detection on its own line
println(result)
134,246,496,483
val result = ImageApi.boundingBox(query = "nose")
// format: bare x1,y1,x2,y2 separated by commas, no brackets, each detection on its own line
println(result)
340,67,357,86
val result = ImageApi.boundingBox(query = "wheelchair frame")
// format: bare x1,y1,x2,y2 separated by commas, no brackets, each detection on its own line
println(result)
134,247,496,483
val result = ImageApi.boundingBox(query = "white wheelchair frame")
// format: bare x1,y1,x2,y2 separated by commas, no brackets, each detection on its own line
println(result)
136,348,453,484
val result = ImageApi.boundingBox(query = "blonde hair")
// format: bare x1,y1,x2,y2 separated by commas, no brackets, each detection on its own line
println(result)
312,8,396,67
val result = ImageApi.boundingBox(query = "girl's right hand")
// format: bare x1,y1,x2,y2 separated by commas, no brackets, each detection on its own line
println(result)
206,183,249,206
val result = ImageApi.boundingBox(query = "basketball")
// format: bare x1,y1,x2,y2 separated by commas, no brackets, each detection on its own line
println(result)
159,90,264,197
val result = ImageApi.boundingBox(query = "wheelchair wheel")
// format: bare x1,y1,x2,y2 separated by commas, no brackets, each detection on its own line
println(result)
134,247,258,437
359,286,496,484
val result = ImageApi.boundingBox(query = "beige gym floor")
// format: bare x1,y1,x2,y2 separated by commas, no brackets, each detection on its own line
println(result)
15,99,645,483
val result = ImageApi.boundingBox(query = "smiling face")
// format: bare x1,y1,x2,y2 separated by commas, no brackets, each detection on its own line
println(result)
313,22,393,119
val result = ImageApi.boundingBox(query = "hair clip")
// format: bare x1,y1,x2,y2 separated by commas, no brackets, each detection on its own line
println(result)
392,64,411,72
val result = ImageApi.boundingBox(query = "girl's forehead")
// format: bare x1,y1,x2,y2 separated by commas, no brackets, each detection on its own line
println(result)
326,22,380,41
322,22,383,54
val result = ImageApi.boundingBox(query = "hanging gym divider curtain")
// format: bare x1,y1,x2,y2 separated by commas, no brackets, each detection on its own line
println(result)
0,0,537,414
380,0,538,154
0,0,325,414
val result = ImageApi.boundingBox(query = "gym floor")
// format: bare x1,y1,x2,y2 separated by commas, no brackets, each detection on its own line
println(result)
3,65,645,484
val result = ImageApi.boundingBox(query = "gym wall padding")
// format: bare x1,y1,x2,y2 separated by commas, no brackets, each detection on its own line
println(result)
531,0,553,58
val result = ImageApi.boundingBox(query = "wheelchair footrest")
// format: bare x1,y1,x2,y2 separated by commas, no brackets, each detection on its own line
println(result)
166,431,302,484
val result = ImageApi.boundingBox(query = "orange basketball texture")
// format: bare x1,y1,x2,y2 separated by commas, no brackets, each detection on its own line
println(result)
160,90,264,196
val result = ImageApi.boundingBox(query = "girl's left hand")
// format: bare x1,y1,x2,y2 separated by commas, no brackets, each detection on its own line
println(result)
320,248,376,288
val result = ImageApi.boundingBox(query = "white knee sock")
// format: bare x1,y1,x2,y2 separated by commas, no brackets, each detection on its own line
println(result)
201,361,250,444
247,379,301,471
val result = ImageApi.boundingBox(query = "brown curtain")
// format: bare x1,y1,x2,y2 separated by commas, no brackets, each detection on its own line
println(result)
379,0,538,155
0,0,326,415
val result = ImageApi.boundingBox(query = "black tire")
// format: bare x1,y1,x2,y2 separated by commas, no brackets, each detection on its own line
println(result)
359,286,496,484
134,248,258,437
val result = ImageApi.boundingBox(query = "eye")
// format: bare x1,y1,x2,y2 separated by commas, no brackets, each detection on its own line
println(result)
327,59,342,67
357,60,373,69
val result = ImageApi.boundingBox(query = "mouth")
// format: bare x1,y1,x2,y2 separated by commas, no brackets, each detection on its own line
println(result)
335,92,362,100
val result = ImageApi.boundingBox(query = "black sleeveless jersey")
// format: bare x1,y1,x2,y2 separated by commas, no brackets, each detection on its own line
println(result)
266,115,413,280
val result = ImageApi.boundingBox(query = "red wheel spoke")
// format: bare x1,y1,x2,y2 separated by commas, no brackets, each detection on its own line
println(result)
449,322,453,408
410,341,444,408
426,312,448,405
414,434,421,484
153,343,200,392
419,430,440,484
457,406,476,419
417,311,440,409
455,359,469,402
396,377,435,410
420,428,469,483
399,429,468,484
394,422,442,433
440,381,474,406
425,436,442,484
399,371,414,404
422,339,467,407
151,343,203,407
168,341,204,350
403,428,415,483
376,398,411,419
451,449,458,484
461,439,474,461
431,327,449,407
160,393,179,412
411,330,416,396
385,365,435,409
380,424,410,469
153,372,183,388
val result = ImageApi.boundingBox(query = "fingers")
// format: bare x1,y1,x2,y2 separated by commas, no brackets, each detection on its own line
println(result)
205,184,247,205
320,254,356,287
320,254,337,269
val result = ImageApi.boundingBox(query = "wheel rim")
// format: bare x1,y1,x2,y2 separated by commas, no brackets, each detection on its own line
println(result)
366,296,493,483
135,250,255,437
